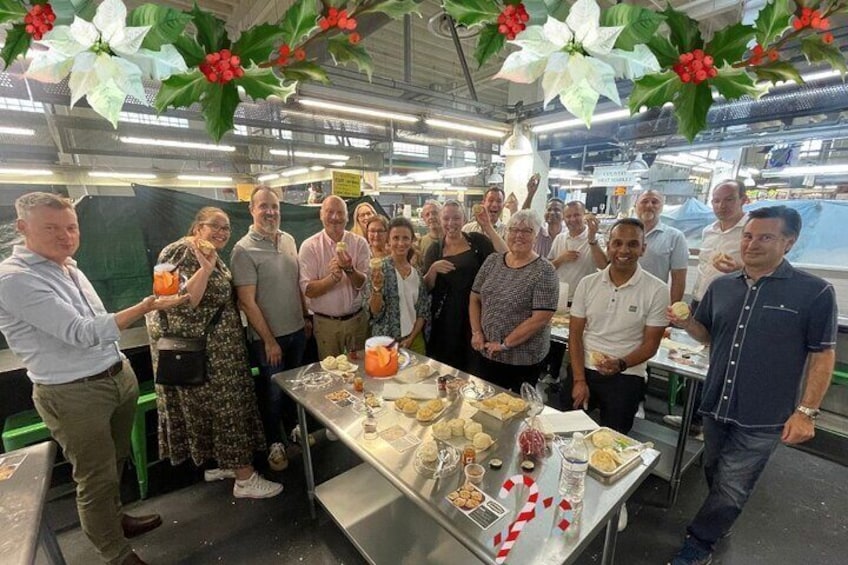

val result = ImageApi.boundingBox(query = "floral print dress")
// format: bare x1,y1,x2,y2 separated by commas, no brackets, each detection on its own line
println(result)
146,239,265,469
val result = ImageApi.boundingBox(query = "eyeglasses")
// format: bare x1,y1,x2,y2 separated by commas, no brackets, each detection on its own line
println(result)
201,222,231,233
507,227,535,236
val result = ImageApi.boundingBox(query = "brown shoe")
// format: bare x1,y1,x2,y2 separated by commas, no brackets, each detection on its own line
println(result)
120,552,148,565
121,513,163,538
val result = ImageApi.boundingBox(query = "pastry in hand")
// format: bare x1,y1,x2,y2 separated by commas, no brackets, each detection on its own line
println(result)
336,241,348,253
588,350,608,366
670,301,690,320
711,251,733,268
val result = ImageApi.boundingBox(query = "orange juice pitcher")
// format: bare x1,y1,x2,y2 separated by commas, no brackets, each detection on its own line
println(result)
364,336,399,377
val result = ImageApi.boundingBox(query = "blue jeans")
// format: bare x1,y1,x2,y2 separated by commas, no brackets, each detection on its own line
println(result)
687,416,782,550
248,329,306,445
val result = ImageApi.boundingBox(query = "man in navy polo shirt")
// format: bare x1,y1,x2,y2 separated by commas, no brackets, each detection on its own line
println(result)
667,206,837,565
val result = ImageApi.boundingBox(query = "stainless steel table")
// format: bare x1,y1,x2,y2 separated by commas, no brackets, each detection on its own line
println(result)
0,441,66,565
274,354,659,565
550,324,708,505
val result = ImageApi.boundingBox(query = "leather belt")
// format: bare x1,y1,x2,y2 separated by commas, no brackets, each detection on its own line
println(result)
77,361,124,383
313,309,362,322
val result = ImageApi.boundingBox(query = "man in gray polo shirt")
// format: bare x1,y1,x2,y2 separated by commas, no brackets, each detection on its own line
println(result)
635,190,688,303
232,186,310,470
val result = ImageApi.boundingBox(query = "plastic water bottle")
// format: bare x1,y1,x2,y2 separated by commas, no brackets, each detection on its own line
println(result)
558,432,588,504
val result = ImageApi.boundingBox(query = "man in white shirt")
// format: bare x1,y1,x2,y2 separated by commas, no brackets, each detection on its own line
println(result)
463,186,507,240
635,190,689,303
548,201,608,303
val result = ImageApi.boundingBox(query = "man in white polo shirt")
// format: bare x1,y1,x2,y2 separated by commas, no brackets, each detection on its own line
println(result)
635,189,689,303
569,218,669,434
548,201,608,303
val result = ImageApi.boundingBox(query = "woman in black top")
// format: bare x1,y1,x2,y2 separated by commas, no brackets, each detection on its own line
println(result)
423,201,494,373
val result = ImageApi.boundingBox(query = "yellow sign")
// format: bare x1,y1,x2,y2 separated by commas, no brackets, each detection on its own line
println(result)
236,183,256,202
332,171,361,198
613,186,627,196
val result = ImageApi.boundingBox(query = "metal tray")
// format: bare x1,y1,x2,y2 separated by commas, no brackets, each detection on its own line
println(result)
584,427,644,485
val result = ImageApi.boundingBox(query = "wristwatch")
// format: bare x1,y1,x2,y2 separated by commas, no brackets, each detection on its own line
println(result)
795,405,820,420
617,358,628,373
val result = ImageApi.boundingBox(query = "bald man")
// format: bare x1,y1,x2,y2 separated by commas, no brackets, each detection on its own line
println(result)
634,190,689,303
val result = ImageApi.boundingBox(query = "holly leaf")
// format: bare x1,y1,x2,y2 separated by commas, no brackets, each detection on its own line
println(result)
711,67,764,100
281,60,330,83
663,5,702,53
442,0,500,27
752,60,804,85
646,36,679,69
190,1,229,53
50,0,97,24
674,82,712,142
706,23,756,67
0,24,30,69
153,69,208,112
173,35,206,67
754,0,792,47
238,66,298,102
0,0,26,25
128,4,192,51
801,34,847,75
360,0,423,19
327,34,373,80
628,70,679,112
473,24,506,68
201,81,240,142
279,0,319,46
232,23,283,66
599,4,665,51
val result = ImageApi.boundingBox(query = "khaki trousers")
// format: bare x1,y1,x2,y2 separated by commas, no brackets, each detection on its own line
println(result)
313,310,369,358
33,361,138,565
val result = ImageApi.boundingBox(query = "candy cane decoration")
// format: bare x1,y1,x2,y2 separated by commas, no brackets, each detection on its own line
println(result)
493,474,539,564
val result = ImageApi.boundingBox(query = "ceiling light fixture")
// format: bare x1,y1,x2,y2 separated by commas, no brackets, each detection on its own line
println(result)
0,126,35,136
89,171,158,180
270,149,351,161
281,167,310,177
438,166,479,178
379,175,412,184
500,123,533,156
330,161,348,167
531,109,633,134
177,174,233,182
299,98,419,123
425,118,507,139
257,173,280,182
0,167,53,175
762,164,848,176
120,136,236,152
408,170,441,182
309,165,326,171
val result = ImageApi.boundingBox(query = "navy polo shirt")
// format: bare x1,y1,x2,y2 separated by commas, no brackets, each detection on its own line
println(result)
695,260,837,429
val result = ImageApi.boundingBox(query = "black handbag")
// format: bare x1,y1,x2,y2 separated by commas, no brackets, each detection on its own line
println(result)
154,303,226,387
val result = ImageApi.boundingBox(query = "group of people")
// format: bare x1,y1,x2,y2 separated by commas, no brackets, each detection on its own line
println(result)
0,177,838,565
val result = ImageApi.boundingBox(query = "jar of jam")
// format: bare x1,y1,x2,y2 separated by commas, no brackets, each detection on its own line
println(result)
463,444,476,467
437,376,448,397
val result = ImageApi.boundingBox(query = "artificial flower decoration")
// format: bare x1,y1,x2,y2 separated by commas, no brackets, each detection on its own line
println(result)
494,0,660,125
25,0,187,127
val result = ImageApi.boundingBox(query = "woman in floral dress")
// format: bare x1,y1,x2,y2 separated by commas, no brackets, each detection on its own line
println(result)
146,207,282,499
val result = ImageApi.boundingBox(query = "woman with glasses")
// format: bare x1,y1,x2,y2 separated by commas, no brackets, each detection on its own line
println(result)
365,215,390,260
469,210,559,393
423,201,494,373
366,217,430,354
146,207,283,499
351,202,377,238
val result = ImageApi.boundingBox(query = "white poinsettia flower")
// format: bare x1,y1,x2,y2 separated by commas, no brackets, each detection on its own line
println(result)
26,0,187,127
495,0,660,126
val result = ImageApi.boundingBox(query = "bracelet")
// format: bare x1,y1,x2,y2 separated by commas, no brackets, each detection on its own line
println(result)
617,358,627,372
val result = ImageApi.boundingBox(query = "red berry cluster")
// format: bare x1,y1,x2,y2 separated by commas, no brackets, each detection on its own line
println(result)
276,45,306,65
318,7,360,44
200,50,244,84
792,8,834,43
497,3,529,41
673,49,717,84
749,44,779,65
24,3,56,41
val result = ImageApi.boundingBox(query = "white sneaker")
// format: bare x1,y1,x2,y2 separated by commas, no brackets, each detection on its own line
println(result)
325,428,339,442
635,402,645,420
617,503,628,532
291,425,317,446
204,468,236,482
268,442,289,472
233,472,284,499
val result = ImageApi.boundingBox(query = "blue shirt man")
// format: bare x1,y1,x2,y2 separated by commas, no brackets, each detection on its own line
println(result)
668,206,837,565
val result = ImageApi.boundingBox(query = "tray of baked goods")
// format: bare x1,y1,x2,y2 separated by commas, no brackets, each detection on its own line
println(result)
470,392,529,421
395,397,449,423
583,427,650,484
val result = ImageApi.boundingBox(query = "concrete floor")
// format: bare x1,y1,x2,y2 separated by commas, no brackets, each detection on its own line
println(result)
39,427,848,565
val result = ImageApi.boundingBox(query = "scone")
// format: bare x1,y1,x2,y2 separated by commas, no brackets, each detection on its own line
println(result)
588,350,608,366
417,406,435,421
712,252,732,267
425,399,444,412
464,421,483,440
671,301,690,320
448,418,466,437
420,440,438,463
321,356,338,370
432,421,452,440
590,448,619,472
591,430,616,449
472,432,493,451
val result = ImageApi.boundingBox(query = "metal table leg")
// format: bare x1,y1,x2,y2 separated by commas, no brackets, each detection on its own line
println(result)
39,517,67,565
600,507,621,565
297,403,317,519
667,375,698,506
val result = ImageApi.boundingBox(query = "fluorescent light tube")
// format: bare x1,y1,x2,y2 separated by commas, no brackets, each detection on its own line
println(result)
330,161,348,167
309,165,326,171
257,173,280,182
299,98,419,123
89,171,157,180
438,166,478,178
532,109,632,134
270,149,350,161
0,126,35,136
281,167,310,177
408,170,441,181
762,164,848,176
177,174,233,182
425,118,506,139
120,137,235,152
0,168,52,175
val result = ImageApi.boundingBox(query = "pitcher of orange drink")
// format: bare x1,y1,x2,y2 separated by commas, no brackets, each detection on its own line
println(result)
364,336,399,377
153,263,181,296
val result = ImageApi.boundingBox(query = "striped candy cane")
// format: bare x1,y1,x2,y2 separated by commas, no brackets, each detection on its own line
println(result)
492,474,539,564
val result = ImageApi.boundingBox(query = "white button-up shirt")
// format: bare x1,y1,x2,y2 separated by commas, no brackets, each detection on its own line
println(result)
692,214,748,301
548,227,601,301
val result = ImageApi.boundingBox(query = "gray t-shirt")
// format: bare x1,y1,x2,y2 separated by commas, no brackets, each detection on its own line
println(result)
231,228,304,341
472,254,559,365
